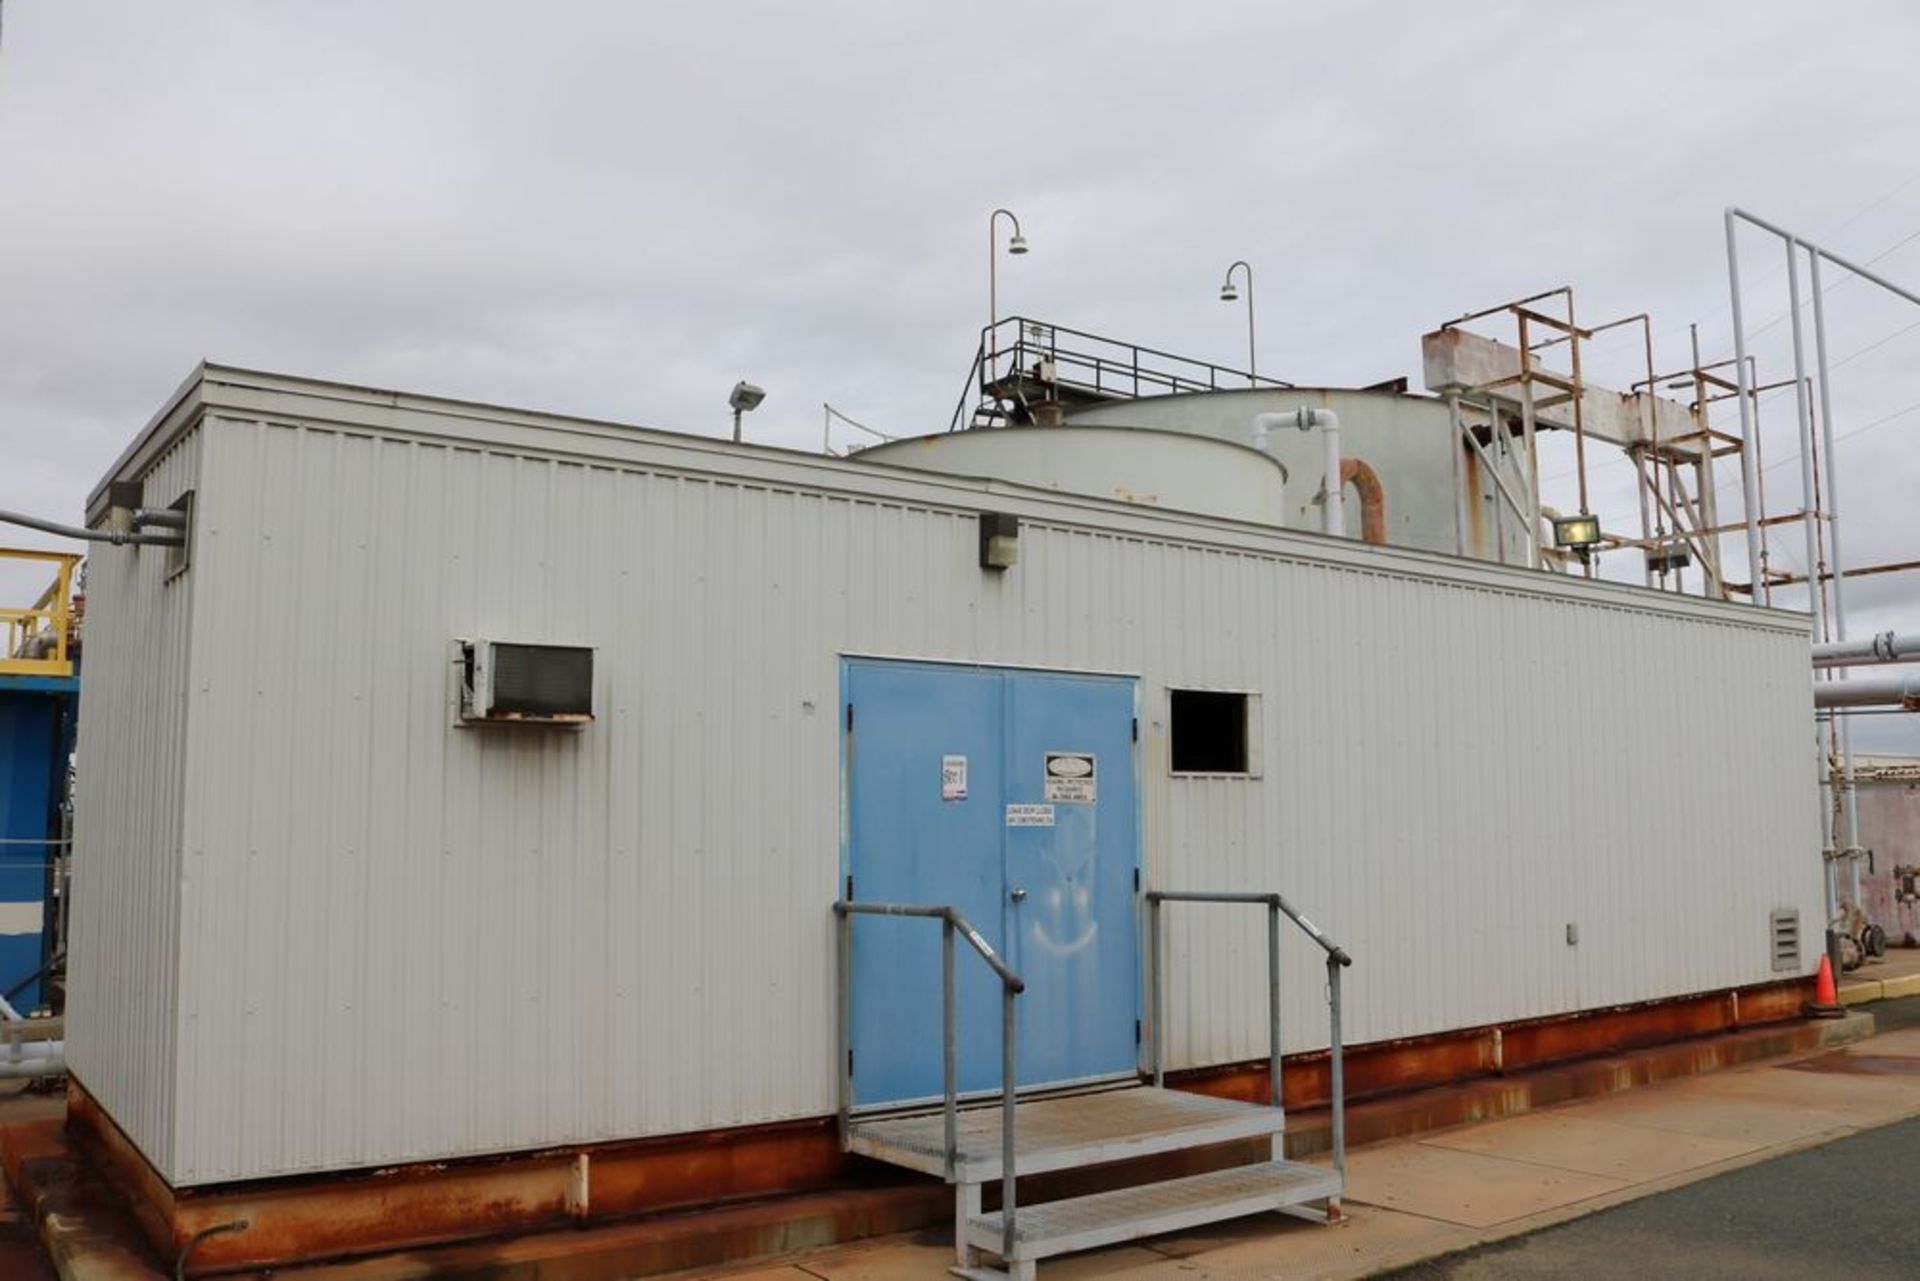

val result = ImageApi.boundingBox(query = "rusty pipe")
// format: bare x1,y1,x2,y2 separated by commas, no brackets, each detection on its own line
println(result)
1340,457,1386,545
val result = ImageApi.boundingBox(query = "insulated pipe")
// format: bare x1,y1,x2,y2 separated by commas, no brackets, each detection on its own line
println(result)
1340,457,1387,545
1813,674,1920,710
1813,631,1920,668
1252,408,1344,537
0,1041,64,1079
0,507,180,547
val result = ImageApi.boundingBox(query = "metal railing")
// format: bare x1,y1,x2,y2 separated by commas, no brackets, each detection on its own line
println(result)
1146,890,1352,1184
0,548,81,679
950,316,1295,432
834,900,1024,1262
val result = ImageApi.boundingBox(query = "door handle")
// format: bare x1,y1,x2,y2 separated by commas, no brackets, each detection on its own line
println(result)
1010,886,1028,903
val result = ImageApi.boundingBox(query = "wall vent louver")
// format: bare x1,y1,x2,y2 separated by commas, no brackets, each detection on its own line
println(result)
1770,908,1800,972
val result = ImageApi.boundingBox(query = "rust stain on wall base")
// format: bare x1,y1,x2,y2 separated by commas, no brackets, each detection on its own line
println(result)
53,975,1818,1275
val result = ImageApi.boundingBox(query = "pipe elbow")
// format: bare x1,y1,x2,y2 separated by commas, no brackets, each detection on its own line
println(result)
1340,457,1387,545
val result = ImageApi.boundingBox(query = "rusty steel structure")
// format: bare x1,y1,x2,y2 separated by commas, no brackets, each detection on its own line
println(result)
1426,287,1741,596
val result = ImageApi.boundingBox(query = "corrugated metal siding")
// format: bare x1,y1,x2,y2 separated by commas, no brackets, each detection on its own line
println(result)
65,427,200,1178
113,390,1818,1185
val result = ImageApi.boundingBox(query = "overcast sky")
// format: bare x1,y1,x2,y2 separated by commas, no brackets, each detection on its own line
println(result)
5,1,1920,745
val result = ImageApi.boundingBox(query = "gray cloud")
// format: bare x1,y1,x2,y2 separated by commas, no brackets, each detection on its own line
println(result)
5,0,1920,671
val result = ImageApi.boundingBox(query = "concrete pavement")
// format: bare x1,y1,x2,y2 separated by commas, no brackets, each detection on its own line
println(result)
1386,1113,1920,1279
708,997,1920,1280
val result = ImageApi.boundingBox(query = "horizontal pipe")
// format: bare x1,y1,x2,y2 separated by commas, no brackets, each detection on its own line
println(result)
132,507,188,529
1729,207,1920,310
1813,631,1920,669
0,1041,63,1078
1813,673,1920,710
0,507,180,547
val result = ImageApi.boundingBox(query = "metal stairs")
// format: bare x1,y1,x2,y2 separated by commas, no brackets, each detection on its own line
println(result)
848,1085,1340,1279
834,890,1352,1279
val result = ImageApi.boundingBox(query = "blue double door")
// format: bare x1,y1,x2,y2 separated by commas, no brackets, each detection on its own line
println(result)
844,659,1141,1108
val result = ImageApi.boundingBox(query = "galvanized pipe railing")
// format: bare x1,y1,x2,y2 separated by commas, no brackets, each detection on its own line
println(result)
1146,889,1353,1185
833,900,1024,1264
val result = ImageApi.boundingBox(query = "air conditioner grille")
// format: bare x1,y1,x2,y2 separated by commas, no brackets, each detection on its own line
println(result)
491,644,593,717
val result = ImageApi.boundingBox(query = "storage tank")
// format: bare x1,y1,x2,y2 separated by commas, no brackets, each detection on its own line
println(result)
1062,387,1475,555
854,424,1288,526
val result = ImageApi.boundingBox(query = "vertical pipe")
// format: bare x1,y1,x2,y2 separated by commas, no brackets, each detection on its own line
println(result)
942,916,957,1180
1634,449,1654,588
1786,239,1837,920
1001,983,1017,1265
1244,263,1258,380
1725,210,1765,600
1267,900,1283,1112
1328,957,1346,1187
1518,322,1542,569
1150,896,1164,1088
1750,359,1774,605
1567,305,1593,580
1690,324,1724,597
1319,412,1346,538
1811,253,1865,903
1447,393,1466,557
836,908,852,1143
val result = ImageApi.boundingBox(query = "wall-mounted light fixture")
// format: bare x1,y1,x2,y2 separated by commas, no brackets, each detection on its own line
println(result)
1552,513,1602,567
729,380,766,443
979,511,1020,571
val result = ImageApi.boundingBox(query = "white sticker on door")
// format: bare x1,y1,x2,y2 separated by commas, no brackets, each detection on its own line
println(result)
941,754,968,801
1043,752,1096,803
1006,803,1055,827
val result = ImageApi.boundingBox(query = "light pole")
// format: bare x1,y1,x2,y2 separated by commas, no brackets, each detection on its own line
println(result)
988,208,1029,366
1219,260,1256,380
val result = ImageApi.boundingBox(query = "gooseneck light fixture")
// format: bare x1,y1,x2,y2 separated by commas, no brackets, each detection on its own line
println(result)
1219,260,1256,379
989,208,1029,366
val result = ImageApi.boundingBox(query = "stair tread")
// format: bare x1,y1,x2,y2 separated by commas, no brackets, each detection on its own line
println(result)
970,1159,1338,1253
848,1085,1285,1180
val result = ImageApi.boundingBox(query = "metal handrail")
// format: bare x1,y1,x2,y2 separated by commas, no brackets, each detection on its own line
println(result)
0,548,81,678
950,316,1295,431
1145,889,1352,1188
834,900,1024,1263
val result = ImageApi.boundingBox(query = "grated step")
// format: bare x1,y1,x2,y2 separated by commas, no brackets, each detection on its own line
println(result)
849,1085,1286,1181
966,1159,1339,1263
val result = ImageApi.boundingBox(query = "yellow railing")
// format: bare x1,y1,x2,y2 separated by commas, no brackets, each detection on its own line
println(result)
0,548,82,679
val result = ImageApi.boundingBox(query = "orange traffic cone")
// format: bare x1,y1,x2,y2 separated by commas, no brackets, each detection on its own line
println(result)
1808,953,1844,1019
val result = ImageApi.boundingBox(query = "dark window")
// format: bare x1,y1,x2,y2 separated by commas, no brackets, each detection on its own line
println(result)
1170,689,1249,774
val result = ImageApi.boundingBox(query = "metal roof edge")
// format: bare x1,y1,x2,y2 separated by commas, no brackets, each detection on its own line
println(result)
164,363,1807,637
84,362,211,523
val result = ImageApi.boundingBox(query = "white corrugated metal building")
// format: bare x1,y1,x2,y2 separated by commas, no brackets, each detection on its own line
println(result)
68,363,1821,1189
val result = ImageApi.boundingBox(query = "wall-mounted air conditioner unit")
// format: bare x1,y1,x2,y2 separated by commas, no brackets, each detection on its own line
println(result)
453,639,594,727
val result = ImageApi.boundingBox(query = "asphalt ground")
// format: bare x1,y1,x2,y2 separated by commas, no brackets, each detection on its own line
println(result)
1385,994,1920,1281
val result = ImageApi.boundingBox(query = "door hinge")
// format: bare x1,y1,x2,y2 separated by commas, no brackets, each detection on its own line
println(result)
847,1049,854,1075
844,874,853,900
1134,1018,1142,1045
1133,867,1140,893
1131,716,1139,742
846,703,854,731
